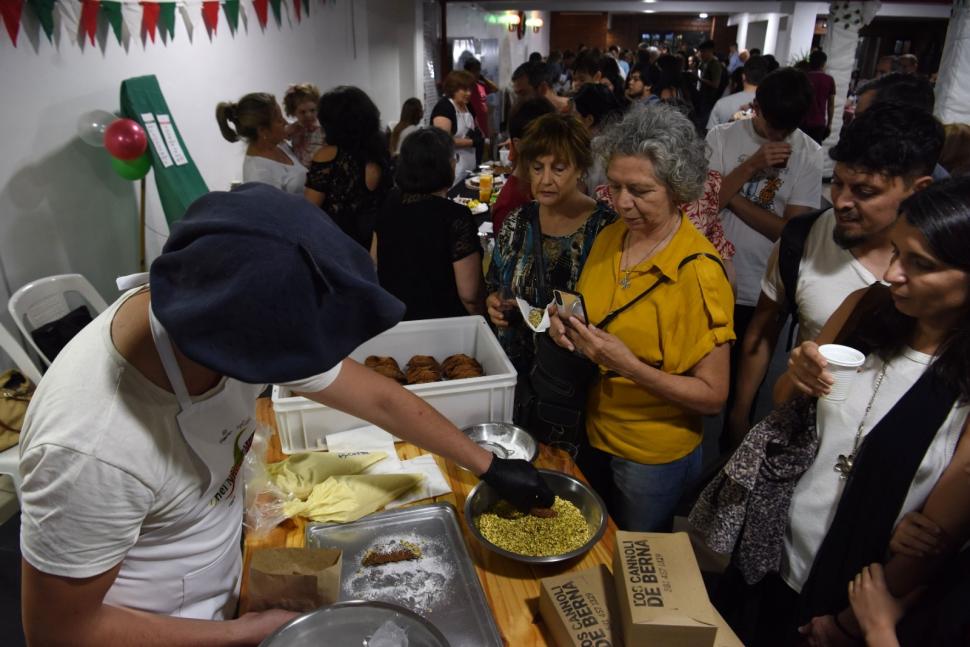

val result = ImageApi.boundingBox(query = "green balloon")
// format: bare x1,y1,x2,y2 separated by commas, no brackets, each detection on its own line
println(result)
111,152,152,180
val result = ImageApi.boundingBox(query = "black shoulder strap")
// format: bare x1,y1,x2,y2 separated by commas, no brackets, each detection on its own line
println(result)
530,210,549,304
778,208,828,317
598,252,725,329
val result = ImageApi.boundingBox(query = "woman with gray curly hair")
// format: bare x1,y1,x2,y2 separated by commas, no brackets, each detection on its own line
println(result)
548,104,736,531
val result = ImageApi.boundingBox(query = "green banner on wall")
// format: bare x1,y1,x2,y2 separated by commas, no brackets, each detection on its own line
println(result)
120,75,208,226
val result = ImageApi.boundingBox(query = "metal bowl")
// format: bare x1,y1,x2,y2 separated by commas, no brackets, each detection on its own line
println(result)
259,600,450,647
463,469,607,565
461,422,538,464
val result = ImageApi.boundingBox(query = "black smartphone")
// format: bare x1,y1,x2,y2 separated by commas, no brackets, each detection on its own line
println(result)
553,289,588,322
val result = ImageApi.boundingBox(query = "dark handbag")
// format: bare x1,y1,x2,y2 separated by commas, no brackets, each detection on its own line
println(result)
30,305,93,362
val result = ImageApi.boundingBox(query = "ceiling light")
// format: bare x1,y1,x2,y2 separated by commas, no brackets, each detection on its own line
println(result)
699,13,709,18
642,9,655,13
642,0,657,3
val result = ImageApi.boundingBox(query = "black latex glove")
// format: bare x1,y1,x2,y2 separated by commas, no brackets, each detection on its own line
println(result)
480,456,555,511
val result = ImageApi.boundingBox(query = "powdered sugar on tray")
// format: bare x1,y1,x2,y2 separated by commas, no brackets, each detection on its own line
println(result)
345,534,454,616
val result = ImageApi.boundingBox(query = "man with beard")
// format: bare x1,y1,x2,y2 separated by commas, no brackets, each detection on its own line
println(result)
724,104,944,447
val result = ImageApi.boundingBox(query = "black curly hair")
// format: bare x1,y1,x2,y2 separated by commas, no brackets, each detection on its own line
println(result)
317,86,389,167
829,102,944,179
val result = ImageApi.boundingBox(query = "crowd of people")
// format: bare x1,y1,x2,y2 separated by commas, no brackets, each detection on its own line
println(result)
16,34,969,647
207,41,969,645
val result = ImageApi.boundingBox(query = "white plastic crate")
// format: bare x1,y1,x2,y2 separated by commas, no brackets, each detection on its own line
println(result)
272,315,517,453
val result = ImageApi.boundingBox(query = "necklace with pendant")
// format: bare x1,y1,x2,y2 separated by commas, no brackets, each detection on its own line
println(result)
834,362,888,479
618,221,677,289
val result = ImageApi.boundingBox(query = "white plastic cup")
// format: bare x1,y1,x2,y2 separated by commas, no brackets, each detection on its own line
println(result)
499,148,511,165
818,344,866,401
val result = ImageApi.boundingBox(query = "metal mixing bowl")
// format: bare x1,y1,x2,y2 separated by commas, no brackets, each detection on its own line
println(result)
259,600,450,647
463,469,607,564
460,422,538,464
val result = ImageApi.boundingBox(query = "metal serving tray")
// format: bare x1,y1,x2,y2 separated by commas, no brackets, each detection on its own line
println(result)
306,502,502,647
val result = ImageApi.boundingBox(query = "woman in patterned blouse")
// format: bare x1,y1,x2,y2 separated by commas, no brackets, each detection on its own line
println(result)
485,113,617,375
304,86,391,249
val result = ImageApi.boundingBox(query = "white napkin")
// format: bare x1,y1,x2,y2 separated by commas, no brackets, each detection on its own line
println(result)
385,455,452,508
326,426,402,473
478,221,494,235
517,297,551,332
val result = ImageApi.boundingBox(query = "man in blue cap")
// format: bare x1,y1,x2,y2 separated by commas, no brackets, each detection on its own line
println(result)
18,184,552,645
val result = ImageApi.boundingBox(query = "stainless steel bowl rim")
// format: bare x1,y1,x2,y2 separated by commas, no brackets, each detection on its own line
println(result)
259,599,451,647
463,468,607,565
460,422,539,464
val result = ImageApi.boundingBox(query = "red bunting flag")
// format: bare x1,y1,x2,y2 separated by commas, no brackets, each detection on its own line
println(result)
0,0,24,46
202,0,219,33
252,0,268,28
141,1,160,42
80,0,100,45
292,0,300,22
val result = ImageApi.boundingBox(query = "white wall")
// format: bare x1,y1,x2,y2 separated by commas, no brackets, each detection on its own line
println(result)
0,0,420,370
446,5,550,88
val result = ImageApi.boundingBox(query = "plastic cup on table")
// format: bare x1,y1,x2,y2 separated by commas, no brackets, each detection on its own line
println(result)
818,344,866,401
478,170,494,203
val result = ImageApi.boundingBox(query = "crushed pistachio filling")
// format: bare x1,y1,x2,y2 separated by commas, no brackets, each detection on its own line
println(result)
475,497,590,557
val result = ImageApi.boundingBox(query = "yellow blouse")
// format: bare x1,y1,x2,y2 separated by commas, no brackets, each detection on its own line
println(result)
577,215,735,464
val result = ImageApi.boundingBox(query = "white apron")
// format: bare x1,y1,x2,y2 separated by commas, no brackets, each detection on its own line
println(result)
102,293,258,620
453,99,477,186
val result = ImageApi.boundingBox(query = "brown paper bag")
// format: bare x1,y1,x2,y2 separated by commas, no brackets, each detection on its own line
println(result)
246,547,343,613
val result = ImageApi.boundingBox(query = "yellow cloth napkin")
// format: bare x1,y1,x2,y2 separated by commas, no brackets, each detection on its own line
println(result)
283,474,425,523
267,451,387,499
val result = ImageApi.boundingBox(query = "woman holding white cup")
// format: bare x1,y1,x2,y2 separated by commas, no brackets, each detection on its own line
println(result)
722,178,970,645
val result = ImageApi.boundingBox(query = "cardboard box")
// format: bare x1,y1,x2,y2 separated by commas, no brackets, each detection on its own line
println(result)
613,531,719,647
539,565,621,647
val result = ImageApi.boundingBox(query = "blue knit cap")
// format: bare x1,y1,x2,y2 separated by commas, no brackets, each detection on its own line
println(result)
150,183,405,383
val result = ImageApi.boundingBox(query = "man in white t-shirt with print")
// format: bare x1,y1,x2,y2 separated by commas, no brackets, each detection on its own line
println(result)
707,67,821,443
18,184,553,646
724,104,944,446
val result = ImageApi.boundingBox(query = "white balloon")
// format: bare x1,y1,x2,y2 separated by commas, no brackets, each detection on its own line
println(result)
77,109,117,147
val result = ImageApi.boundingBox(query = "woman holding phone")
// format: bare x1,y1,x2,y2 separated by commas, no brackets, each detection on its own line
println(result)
485,113,616,377
548,104,735,532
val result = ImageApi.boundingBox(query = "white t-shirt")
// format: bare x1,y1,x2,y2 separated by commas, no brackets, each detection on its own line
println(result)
706,119,823,306
706,90,755,129
781,348,968,592
761,209,879,343
243,143,307,195
19,288,341,618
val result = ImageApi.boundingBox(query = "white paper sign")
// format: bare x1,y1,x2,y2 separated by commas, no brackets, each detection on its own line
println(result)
140,113,173,168
157,114,188,166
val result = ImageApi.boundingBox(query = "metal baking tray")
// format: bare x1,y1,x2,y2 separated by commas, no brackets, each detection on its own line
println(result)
306,502,502,647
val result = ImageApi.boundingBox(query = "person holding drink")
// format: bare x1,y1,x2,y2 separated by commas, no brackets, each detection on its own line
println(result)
485,113,616,377
710,178,970,646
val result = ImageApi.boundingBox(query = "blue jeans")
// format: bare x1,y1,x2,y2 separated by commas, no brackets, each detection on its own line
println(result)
609,444,703,532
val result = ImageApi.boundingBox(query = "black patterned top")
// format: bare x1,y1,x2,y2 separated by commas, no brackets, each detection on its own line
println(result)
485,200,617,370
305,148,388,249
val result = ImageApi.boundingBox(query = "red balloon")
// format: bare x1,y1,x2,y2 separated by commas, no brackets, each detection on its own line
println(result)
103,118,148,161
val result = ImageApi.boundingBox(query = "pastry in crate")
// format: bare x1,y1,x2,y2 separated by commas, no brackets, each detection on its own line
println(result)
364,356,406,383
